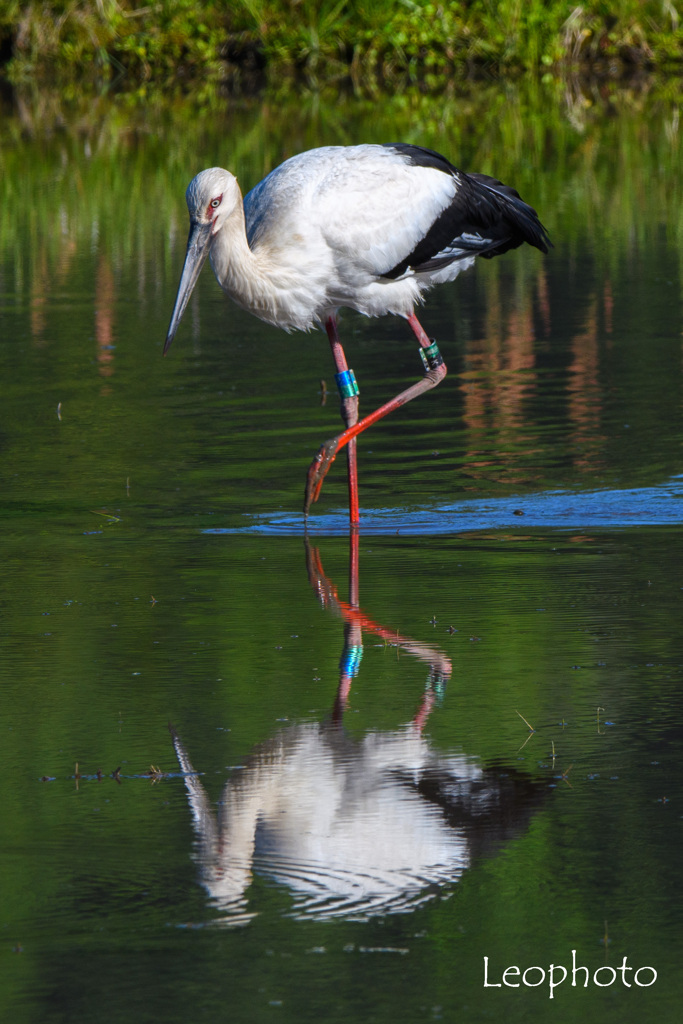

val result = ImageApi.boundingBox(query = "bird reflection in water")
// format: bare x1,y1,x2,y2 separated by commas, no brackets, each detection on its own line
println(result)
171,535,545,924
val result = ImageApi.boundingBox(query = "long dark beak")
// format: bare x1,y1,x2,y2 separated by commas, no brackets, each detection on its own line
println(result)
163,219,213,356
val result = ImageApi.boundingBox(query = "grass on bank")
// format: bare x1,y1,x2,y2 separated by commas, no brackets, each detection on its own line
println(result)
0,0,682,88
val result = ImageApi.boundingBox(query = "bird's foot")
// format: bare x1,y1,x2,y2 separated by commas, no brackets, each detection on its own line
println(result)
304,437,340,514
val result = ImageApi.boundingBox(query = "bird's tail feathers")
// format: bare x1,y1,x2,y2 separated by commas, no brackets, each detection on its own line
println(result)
467,173,552,256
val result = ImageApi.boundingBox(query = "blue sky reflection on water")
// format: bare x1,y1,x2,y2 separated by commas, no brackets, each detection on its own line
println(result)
213,475,683,535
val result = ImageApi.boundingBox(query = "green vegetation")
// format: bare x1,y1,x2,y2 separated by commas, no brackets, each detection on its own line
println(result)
0,0,681,90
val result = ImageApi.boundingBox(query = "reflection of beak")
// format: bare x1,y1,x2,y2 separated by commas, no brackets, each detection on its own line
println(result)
164,219,213,356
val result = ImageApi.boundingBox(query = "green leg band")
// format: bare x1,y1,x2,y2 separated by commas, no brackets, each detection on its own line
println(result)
419,341,444,372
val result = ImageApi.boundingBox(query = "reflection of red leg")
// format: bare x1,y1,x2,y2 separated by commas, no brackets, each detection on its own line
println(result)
332,672,353,726
325,317,359,527
412,689,436,733
306,537,451,731
349,527,359,610
306,312,447,515
305,537,452,683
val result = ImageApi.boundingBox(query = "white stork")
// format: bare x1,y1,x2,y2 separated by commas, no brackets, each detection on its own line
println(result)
164,144,551,525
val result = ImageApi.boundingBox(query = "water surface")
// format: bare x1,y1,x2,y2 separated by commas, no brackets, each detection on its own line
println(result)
1,80,682,1023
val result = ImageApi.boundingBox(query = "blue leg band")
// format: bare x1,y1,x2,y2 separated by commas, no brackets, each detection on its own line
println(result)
335,369,360,399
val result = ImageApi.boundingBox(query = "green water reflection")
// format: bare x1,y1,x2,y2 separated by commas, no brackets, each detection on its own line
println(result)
3,529,683,1022
1,80,682,1022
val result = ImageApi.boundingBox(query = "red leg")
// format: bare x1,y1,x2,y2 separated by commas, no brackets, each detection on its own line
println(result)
305,312,447,515
325,316,360,527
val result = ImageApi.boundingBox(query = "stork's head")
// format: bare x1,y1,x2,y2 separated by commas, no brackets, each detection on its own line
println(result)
185,167,241,232
164,168,240,355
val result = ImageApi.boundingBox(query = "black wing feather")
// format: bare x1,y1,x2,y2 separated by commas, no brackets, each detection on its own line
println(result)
381,143,551,280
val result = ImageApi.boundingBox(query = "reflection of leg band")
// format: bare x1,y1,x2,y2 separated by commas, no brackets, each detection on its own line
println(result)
427,670,448,702
335,369,360,399
419,341,444,372
340,644,363,677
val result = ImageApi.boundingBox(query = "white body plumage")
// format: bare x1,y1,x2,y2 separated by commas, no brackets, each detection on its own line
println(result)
167,143,550,347
234,145,475,329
